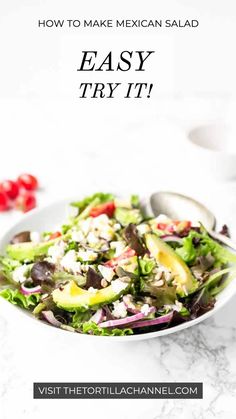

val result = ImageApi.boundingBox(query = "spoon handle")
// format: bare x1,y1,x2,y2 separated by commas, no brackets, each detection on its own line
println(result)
209,230,236,251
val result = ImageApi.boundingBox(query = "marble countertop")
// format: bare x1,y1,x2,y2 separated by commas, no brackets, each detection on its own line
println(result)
0,97,236,419
1,294,236,419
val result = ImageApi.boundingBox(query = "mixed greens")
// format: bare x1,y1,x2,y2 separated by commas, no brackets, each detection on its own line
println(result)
0,192,236,337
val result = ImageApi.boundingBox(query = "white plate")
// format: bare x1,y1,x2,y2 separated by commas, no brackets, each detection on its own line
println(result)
1,198,236,342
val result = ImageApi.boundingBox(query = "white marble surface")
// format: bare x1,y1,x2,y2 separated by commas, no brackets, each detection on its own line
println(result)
1,290,236,419
0,96,236,419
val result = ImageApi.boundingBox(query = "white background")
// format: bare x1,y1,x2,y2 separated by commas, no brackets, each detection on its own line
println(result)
0,1,236,418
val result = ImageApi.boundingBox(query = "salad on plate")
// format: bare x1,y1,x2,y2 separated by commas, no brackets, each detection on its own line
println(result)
0,192,236,337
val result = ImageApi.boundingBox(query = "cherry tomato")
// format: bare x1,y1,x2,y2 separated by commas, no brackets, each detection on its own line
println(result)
157,223,169,231
49,231,62,240
105,248,136,268
175,220,192,234
90,201,115,218
15,193,36,213
0,180,19,200
17,173,38,191
165,224,175,233
157,220,192,234
0,191,10,211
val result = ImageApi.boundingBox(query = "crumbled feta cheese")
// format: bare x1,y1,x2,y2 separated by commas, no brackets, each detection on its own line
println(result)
71,230,84,243
113,223,121,231
60,250,81,274
92,214,110,229
47,241,66,263
100,243,109,251
111,279,128,294
12,265,29,283
88,287,98,294
112,301,127,318
110,241,126,257
78,214,115,242
87,231,99,245
76,214,114,241
98,265,115,282
174,300,183,311
164,300,183,312
77,249,97,262
30,231,41,243
137,223,150,235
79,218,92,235
99,226,114,241
141,304,150,316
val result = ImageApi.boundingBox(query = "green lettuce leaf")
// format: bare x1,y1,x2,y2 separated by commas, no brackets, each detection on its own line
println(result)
140,280,177,308
210,270,236,296
81,321,133,336
197,267,236,297
0,256,21,271
131,195,140,208
0,288,40,309
71,310,92,328
71,193,114,211
139,257,156,275
175,233,197,264
115,207,143,227
176,230,236,266
179,306,190,316
0,256,21,282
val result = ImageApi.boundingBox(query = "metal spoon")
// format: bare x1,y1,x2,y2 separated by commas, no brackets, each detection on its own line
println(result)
150,191,236,251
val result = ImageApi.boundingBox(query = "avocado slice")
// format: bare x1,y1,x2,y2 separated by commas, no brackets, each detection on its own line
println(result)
52,279,130,311
145,233,198,297
6,239,59,262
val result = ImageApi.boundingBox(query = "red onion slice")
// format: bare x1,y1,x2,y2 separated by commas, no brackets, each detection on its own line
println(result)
21,284,42,295
89,309,105,324
98,306,156,328
42,310,62,327
160,235,183,244
123,295,141,314
103,305,115,320
128,312,173,329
